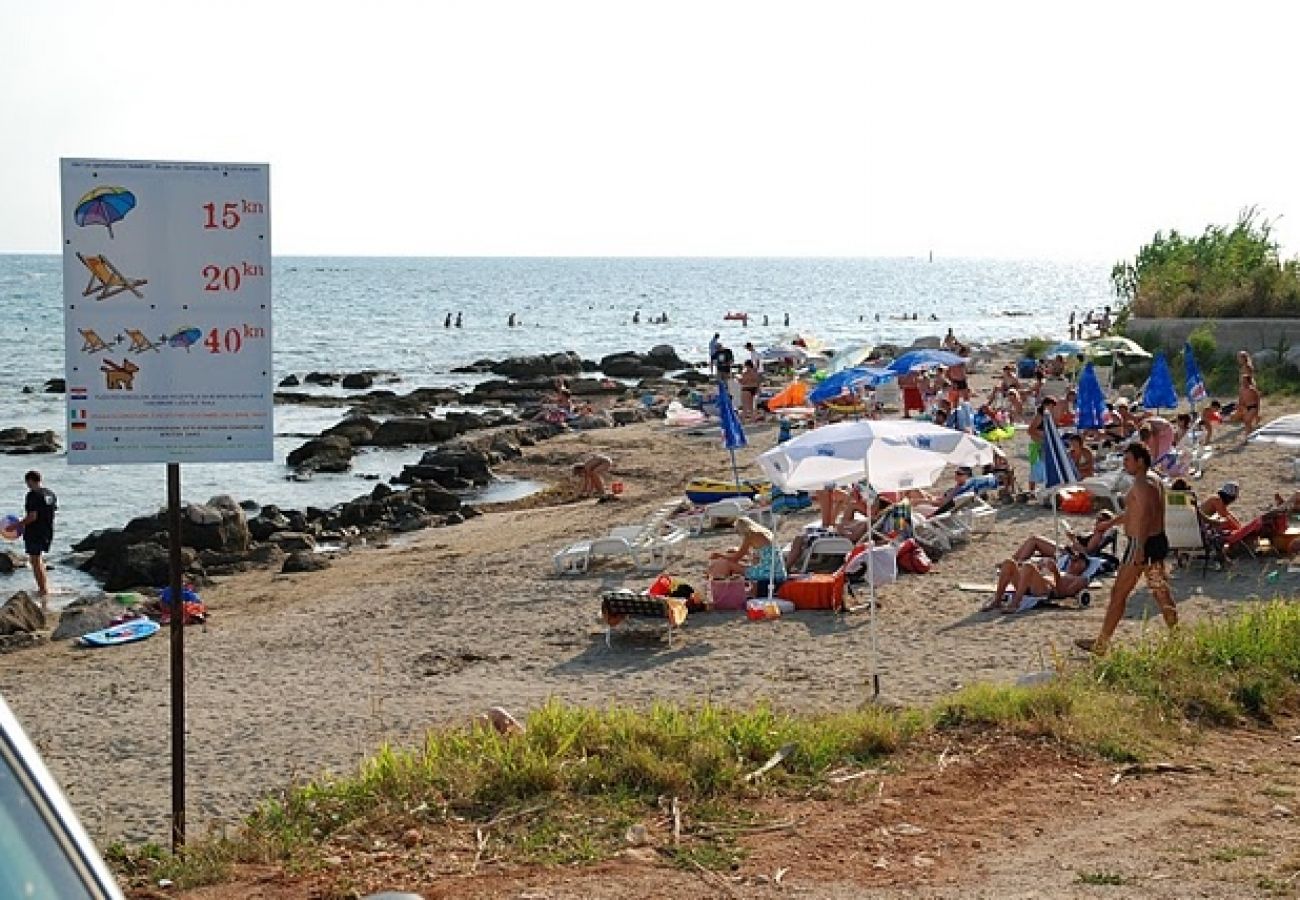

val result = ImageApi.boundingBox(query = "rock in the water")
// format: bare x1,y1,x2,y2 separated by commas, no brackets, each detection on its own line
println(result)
44,378,66,393
282,551,329,573
0,550,27,574
51,597,122,641
341,372,374,390
600,352,665,378
0,591,45,635
324,415,379,446
286,435,354,473
489,352,583,378
303,372,339,386
278,374,301,387
644,344,692,370
100,545,201,592
370,417,460,446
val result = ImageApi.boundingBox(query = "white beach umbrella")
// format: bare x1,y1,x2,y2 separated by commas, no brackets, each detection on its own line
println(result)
757,420,994,700
757,420,995,492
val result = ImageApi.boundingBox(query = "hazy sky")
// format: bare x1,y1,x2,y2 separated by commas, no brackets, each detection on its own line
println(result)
3,0,1297,259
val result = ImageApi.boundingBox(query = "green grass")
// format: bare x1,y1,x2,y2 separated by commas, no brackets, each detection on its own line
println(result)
114,601,1300,891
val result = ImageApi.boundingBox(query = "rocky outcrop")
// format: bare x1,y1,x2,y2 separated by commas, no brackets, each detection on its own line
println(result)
0,428,60,454
340,372,374,389
0,550,26,574
51,597,121,641
282,551,329,573
278,374,301,387
600,352,665,378
369,417,460,446
0,591,44,635
644,344,693,370
489,352,584,378
286,435,355,472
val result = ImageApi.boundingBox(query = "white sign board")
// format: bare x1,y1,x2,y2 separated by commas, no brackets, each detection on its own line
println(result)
61,159,273,464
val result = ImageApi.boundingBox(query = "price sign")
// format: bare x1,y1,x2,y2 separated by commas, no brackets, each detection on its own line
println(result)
60,159,273,464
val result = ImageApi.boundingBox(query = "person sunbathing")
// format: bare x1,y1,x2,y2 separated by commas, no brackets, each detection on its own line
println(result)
985,551,1092,613
707,517,787,589
1011,511,1117,561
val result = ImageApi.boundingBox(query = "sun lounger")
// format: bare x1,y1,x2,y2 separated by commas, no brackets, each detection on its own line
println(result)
600,590,687,648
553,501,686,575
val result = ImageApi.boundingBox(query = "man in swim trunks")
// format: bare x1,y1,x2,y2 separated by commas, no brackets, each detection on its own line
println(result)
1076,443,1177,654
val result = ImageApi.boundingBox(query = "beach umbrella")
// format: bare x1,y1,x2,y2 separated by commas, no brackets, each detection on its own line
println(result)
757,419,994,493
1075,363,1107,432
1184,342,1207,409
827,343,875,373
759,422,984,701
886,349,965,374
1046,340,1087,358
1143,352,1178,412
1084,336,1152,360
716,379,747,489
74,186,136,239
1040,413,1080,544
808,366,896,405
1248,413,1300,447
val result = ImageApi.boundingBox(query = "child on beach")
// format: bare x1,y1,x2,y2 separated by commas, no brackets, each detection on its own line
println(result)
572,454,613,498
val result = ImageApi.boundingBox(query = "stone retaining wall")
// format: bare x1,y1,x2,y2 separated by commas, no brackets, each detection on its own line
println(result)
1127,318,1300,351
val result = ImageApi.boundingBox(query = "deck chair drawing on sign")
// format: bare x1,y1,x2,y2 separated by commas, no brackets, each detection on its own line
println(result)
78,252,147,300
78,328,110,353
124,329,161,353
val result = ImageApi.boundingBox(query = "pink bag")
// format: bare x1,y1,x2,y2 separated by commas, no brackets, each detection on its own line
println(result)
708,578,749,611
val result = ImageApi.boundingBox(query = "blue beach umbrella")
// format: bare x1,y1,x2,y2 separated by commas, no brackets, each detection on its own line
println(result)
1143,352,1178,411
716,379,747,489
1075,363,1107,431
886,349,965,374
808,366,896,405
1184,342,1207,408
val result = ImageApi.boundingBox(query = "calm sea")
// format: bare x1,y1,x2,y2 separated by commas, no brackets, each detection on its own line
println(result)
0,255,1109,593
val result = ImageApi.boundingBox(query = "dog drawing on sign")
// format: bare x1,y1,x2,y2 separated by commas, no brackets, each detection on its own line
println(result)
101,358,140,390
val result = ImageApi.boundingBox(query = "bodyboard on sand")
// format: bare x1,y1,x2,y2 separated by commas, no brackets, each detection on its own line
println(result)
79,618,160,647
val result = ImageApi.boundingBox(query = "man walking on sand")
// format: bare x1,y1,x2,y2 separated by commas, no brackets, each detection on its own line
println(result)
20,470,57,601
1076,444,1176,654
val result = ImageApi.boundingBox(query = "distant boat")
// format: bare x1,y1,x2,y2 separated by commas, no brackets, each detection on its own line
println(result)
723,311,749,322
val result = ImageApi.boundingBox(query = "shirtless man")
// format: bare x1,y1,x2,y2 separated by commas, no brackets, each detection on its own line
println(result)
1076,443,1177,654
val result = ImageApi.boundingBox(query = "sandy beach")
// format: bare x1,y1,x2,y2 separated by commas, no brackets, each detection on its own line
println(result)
2,361,1298,847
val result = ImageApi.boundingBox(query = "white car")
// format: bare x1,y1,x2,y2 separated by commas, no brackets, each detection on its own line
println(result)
0,693,124,898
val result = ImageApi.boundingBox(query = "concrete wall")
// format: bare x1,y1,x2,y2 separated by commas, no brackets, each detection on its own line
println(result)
1126,318,1300,352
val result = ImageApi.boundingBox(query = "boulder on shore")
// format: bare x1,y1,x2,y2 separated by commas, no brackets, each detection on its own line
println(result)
286,435,355,472
51,597,121,641
282,551,329,574
370,417,460,447
0,591,44,635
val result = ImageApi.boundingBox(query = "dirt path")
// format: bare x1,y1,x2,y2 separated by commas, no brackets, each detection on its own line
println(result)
161,721,1300,899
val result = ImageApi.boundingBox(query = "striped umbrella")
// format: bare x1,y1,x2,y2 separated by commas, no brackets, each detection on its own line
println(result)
1041,413,1080,543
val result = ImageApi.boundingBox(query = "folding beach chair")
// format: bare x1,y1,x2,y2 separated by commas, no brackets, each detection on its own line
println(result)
78,252,147,300
78,328,110,353
124,328,161,353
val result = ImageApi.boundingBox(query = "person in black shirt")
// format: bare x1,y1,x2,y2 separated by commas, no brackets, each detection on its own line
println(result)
20,470,56,600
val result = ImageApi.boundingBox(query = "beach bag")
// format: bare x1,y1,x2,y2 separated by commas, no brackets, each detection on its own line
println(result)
708,578,749,611
896,538,932,575
844,544,898,587
776,571,845,611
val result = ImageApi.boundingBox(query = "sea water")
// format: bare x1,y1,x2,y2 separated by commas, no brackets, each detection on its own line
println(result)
0,255,1110,591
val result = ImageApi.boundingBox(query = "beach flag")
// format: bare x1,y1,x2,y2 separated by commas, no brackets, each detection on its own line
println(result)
1184,342,1207,407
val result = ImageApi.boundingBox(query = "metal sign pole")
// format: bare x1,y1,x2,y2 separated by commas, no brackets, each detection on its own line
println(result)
167,462,185,851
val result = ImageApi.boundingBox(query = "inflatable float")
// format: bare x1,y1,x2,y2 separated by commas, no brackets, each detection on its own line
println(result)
684,478,769,505
79,618,160,648
723,312,749,322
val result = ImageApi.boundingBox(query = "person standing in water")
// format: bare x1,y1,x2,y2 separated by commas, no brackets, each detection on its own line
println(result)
444,313,452,328
20,470,56,602
455,312,463,328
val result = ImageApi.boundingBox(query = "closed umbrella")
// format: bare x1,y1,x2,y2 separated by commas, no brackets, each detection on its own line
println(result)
716,379,747,490
1143,352,1178,412
1184,342,1207,409
1075,363,1107,431
1040,413,1081,544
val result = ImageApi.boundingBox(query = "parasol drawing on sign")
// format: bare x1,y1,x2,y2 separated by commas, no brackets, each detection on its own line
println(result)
74,186,137,238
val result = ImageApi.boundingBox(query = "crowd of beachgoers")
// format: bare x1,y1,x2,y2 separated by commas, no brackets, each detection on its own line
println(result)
3,318,1299,848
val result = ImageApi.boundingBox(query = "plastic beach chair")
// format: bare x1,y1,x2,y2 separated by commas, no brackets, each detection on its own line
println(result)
78,252,147,300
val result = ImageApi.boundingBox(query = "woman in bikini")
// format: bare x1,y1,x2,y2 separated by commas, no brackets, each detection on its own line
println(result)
1237,373,1261,434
